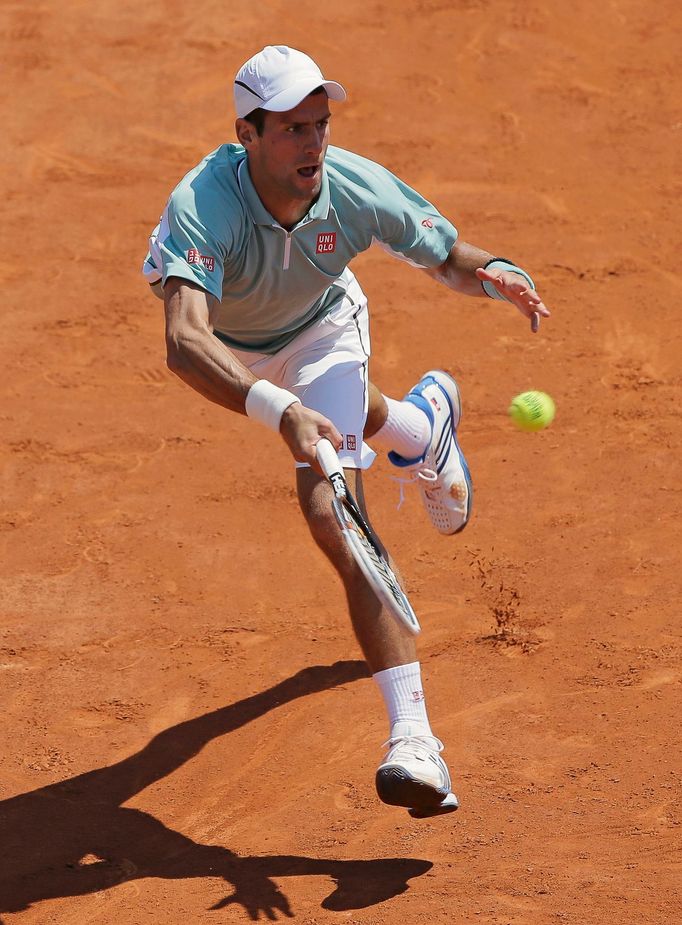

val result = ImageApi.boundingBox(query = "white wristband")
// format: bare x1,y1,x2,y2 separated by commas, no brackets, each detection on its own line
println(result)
245,380,301,432
481,259,535,302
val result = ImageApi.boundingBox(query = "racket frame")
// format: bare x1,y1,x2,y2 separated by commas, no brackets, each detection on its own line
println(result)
315,439,420,635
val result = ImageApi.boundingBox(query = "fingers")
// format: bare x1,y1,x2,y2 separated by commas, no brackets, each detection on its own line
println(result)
280,406,337,472
520,288,549,316
304,414,343,475
477,267,550,328
525,296,550,334
312,428,343,477
319,419,343,450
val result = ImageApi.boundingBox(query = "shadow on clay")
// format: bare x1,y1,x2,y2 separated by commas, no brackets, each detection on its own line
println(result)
0,661,432,920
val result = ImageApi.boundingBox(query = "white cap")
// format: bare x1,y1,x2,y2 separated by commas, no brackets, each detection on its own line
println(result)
234,45,346,119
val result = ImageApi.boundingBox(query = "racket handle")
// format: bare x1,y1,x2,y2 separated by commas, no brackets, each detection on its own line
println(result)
315,438,344,482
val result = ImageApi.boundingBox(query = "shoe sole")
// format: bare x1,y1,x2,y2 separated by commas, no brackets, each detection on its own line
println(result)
421,369,473,534
376,766,451,810
409,792,459,818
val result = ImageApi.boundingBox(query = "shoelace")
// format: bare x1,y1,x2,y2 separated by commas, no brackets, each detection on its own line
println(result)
391,468,439,510
382,733,445,756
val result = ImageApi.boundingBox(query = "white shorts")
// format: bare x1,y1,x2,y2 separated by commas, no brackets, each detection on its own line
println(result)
231,273,375,470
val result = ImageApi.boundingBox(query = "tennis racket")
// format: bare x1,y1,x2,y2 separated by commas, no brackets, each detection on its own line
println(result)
315,438,420,635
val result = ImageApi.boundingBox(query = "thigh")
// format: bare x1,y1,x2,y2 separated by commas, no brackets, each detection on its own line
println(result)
286,294,373,469
295,340,369,466
232,277,375,469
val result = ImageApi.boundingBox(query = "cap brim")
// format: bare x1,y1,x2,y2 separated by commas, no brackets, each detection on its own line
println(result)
262,78,346,113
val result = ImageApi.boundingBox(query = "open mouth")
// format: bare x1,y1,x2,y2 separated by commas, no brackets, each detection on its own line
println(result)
297,165,320,179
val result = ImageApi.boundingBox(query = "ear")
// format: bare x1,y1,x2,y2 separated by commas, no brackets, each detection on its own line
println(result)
235,118,255,148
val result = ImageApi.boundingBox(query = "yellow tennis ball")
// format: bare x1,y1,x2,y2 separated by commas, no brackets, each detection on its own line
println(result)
509,390,555,431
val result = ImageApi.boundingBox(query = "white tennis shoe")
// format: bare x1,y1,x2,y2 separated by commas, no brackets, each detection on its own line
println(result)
388,369,472,535
375,722,459,817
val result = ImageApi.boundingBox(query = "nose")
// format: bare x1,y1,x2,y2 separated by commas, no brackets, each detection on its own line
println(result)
302,124,325,157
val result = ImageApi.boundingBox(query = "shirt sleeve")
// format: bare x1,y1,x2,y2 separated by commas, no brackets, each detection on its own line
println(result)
154,189,228,301
370,164,458,269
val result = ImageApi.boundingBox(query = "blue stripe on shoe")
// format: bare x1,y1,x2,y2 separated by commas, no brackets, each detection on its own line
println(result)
434,418,454,470
436,432,453,473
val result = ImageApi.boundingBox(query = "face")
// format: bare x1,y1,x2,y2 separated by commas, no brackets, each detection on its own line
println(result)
237,92,332,206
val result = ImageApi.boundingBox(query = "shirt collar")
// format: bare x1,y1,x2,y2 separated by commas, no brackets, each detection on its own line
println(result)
237,157,330,229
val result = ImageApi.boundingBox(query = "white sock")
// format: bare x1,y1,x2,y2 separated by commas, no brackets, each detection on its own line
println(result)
371,396,431,460
373,661,433,737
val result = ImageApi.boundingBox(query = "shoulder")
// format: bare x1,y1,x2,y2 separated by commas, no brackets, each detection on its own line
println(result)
325,146,398,196
325,146,456,260
325,146,424,217
168,144,248,237
325,147,407,233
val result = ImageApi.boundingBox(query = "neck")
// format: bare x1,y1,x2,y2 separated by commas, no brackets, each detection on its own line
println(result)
247,163,315,231
264,197,311,231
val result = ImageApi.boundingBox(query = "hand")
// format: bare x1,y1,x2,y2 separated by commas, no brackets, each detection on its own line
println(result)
279,403,342,471
475,267,551,333
211,878,293,919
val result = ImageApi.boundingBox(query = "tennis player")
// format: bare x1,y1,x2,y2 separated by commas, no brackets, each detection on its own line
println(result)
143,45,550,817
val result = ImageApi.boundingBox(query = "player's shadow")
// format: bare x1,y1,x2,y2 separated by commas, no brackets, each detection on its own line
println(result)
0,661,432,921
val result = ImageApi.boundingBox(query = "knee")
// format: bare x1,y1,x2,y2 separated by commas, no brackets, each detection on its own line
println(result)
301,497,358,577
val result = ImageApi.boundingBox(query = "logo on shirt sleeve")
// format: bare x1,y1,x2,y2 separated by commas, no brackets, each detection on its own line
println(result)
316,232,337,254
421,219,434,229
187,248,215,272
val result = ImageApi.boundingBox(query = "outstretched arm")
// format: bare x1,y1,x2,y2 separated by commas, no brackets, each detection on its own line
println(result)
422,240,550,332
163,277,342,466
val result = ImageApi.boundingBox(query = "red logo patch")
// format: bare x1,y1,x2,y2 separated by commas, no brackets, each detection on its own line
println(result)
187,248,215,272
346,434,357,451
421,219,434,228
316,232,336,254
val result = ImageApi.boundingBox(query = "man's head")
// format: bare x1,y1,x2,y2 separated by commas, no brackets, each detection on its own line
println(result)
234,45,346,122
234,47,346,213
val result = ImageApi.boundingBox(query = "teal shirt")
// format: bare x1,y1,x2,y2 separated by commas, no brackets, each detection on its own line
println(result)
144,144,458,353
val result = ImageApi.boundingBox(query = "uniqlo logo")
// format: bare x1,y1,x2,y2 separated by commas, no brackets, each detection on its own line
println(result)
316,232,336,254
346,434,357,451
187,248,215,272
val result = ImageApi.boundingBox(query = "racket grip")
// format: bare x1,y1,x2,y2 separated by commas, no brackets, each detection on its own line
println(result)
315,438,343,481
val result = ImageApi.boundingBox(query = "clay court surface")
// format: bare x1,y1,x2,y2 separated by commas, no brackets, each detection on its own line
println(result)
2,1,681,922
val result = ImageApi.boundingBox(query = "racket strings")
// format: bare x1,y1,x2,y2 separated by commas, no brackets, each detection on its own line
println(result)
318,438,420,634
332,495,418,631
350,518,410,612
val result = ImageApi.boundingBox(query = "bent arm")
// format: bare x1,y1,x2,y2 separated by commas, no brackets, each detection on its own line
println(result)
164,276,255,413
163,277,342,464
